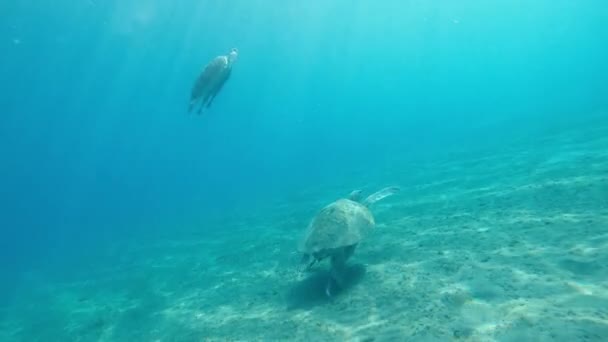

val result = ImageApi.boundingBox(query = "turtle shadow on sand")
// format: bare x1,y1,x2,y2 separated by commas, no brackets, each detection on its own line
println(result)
286,264,366,310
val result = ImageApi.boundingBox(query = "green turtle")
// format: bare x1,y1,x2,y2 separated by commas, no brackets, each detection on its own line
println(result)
298,186,400,296
189,48,238,115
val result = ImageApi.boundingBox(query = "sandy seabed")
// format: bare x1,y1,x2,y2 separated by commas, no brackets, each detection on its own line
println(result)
2,122,607,341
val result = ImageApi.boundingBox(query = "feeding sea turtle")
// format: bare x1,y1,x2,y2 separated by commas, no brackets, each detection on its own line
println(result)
298,186,400,296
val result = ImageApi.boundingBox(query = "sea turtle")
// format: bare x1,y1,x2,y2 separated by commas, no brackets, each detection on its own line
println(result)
298,186,400,296
189,48,238,115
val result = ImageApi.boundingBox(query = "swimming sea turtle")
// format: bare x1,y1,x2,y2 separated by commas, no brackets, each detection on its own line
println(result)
298,186,400,296
189,48,238,115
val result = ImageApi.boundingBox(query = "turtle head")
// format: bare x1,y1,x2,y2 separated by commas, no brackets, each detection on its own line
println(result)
228,48,238,64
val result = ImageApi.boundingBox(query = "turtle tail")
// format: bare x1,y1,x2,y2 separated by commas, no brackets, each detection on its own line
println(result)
363,186,400,207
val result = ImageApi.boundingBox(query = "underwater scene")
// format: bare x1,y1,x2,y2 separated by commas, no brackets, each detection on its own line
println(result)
1,1,607,341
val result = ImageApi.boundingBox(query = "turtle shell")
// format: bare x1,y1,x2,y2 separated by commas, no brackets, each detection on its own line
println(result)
299,199,375,255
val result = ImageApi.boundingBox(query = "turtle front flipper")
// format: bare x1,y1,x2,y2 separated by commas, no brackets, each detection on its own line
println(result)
197,100,205,115
326,265,344,297
326,248,348,296
300,254,318,271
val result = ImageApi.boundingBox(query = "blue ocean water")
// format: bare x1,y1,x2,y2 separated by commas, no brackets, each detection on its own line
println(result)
1,1,607,340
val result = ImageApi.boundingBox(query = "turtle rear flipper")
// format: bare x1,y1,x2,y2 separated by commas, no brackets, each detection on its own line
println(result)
363,186,400,207
348,190,363,201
